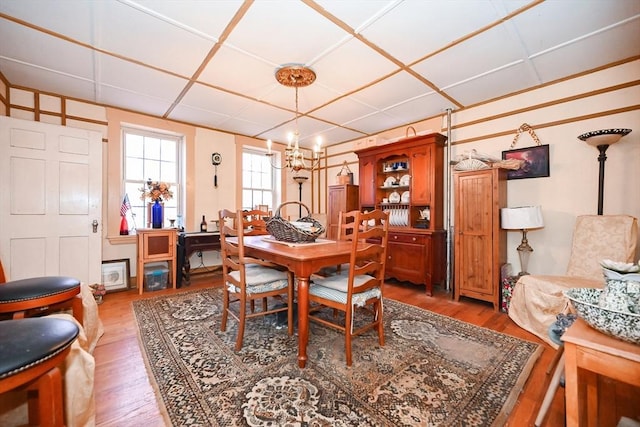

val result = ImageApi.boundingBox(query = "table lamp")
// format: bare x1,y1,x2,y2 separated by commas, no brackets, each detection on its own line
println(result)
501,206,544,275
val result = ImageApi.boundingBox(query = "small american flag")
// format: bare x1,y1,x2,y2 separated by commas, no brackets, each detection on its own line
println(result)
120,194,131,217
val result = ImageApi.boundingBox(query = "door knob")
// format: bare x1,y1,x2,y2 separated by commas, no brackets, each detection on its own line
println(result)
92,220,99,233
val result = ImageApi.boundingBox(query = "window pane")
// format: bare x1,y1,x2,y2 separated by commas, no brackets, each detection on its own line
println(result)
125,134,144,158
242,147,277,211
161,139,176,162
125,157,143,181
123,128,182,228
145,137,161,160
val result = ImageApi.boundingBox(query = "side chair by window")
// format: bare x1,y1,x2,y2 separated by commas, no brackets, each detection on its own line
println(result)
508,214,637,348
308,209,389,366
219,208,295,351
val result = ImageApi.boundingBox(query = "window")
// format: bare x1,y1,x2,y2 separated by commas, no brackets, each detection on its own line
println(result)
123,127,182,228
242,148,277,211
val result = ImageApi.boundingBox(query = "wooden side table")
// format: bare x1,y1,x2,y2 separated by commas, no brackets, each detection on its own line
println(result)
136,228,177,295
562,318,640,427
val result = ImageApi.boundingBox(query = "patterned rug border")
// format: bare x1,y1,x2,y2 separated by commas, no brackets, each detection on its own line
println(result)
132,287,543,426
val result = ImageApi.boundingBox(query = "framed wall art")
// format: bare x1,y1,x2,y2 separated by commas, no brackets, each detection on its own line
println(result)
101,259,131,292
501,144,550,180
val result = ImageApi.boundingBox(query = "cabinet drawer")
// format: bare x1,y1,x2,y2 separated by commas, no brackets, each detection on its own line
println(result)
388,233,425,245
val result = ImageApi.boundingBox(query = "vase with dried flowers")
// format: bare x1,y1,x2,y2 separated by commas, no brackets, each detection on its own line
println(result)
140,179,173,228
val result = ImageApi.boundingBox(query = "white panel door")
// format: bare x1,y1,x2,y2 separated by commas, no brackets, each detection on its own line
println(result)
0,116,102,283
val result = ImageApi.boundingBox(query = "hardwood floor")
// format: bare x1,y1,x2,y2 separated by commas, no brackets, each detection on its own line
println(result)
93,272,567,426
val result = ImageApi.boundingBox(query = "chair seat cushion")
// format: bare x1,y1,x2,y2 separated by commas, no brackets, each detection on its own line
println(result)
227,265,289,295
0,317,79,378
0,276,80,304
310,274,381,306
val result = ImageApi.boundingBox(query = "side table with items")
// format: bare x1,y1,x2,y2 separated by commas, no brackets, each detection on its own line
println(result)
501,275,520,313
136,228,177,294
562,318,640,426
177,231,221,287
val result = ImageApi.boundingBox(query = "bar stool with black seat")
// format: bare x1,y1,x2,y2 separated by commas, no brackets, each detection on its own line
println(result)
0,274,83,326
0,317,80,427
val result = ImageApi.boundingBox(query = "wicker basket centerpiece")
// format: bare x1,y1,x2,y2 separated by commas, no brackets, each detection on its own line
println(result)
266,201,325,243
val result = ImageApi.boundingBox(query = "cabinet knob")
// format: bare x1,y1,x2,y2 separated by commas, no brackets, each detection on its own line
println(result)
393,235,398,240
412,237,416,241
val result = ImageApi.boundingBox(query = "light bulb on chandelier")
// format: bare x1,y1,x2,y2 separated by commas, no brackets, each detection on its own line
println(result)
266,64,322,172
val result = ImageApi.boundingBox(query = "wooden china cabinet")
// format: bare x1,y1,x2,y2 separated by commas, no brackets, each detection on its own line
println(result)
453,168,507,311
327,184,359,240
355,133,446,295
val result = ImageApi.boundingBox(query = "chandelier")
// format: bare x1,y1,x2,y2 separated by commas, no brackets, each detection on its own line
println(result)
266,65,322,172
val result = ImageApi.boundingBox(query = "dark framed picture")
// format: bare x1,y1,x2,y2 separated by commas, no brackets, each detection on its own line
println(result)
501,144,550,180
101,259,131,292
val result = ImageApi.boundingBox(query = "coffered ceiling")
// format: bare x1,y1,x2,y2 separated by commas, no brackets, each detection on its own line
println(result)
1,0,638,148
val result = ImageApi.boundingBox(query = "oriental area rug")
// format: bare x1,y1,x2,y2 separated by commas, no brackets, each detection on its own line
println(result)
132,288,542,426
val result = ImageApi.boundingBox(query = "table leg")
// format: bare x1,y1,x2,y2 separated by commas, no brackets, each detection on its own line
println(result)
184,257,191,285
297,276,310,368
564,342,579,426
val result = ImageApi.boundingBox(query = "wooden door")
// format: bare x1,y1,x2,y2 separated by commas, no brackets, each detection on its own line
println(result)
327,185,359,240
454,171,494,297
410,146,431,204
358,154,376,207
0,117,103,283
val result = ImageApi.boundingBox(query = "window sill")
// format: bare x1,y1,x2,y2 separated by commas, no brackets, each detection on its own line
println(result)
107,234,137,245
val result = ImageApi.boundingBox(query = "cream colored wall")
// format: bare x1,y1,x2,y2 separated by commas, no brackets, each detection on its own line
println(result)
449,60,640,275
325,60,640,277
4,60,638,278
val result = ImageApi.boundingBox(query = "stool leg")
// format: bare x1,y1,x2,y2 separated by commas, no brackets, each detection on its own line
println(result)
26,366,65,427
535,352,565,427
72,294,84,326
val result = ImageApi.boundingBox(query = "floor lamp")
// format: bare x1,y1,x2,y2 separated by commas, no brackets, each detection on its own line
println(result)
293,175,308,218
501,206,544,276
577,128,631,215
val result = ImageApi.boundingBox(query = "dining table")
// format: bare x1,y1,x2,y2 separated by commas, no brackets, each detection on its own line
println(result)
240,235,355,368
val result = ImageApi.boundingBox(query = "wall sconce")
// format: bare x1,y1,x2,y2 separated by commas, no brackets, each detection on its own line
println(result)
501,206,544,275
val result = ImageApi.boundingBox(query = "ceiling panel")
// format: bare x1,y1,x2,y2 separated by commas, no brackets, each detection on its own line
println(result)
0,0,96,43
93,1,216,78
414,22,528,89
0,0,638,148
97,54,188,103
0,20,96,81
0,59,97,102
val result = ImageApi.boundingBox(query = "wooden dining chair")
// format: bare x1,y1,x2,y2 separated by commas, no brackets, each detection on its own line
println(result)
218,208,295,351
315,210,359,277
308,209,389,366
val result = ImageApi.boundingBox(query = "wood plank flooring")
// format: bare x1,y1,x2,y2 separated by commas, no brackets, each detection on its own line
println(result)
93,272,566,426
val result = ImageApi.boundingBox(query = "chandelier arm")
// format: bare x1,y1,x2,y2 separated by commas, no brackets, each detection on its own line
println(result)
265,153,286,170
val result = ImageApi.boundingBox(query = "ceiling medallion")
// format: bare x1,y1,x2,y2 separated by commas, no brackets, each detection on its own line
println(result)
266,64,322,173
275,65,316,88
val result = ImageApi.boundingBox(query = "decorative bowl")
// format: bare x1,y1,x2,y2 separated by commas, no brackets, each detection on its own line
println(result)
577,128,632,147
564,288,640,344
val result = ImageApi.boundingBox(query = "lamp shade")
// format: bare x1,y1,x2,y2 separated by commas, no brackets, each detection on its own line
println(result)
501,206,544,230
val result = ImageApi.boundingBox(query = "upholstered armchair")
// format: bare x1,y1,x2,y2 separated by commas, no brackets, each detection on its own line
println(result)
508,215,638,348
